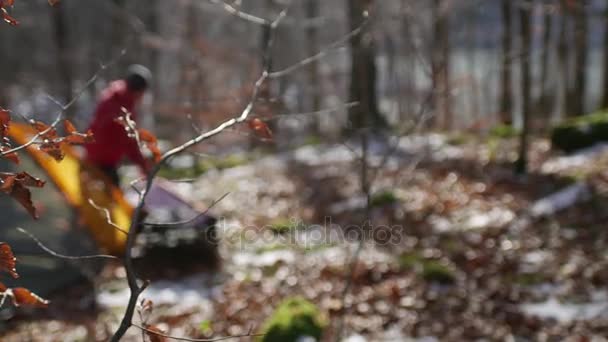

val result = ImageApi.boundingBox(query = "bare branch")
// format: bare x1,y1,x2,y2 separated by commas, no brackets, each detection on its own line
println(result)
204,0,268,25
143,192,229,228
133,323,261,342
17,227,118,260
269,22,367,79
88,199,129,236
1,51,125,157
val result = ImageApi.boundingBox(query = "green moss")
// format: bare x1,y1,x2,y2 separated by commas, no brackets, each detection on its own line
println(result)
398,253,455,284
513,272,546,286
486,137,500,161
446,133,472,146
300,243,336,253
370,190,399,207
256,243,289,254
268,219,301,234
551,111,608,152
199,320,213,334
158,154,249,179
303,135,322,146
421,262,455,284
397,252,424,269
258,297,326,342
490,124,520,139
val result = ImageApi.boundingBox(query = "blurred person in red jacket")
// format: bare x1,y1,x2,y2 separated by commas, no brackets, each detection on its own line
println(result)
84,65,153,186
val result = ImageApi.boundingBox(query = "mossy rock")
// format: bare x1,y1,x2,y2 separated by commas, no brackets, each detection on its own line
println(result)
421,261,455,284
551,111,608,152
268,219,300,234
490,124,520,139
398,253,455,285
370,190,399,207
446,133,473,146
258,297,326,342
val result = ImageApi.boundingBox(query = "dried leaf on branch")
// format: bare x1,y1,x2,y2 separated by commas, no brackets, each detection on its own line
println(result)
115,109,162,162
247,118,273,140
27,119,94,162
143,324,167,342
0,109,19,164
0,243,18,279
0,172,46,219
0,0,18,26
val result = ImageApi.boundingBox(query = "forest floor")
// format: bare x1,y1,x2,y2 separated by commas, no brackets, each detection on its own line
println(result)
4,133,608,341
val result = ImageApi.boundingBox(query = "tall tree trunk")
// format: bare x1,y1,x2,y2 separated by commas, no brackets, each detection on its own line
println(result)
52,1,74,120
431,0,451,130
347,0,384,131
467,6,480,125
601,3,608,109
538,8,554,119
571,0,588,116
558,1,571,118
306,0,321,133
516,1,532,175
499,0,513,125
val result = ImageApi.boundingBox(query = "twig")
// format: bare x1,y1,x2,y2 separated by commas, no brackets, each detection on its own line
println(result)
268,21,367,78
133,323,261,342
88,199,129,236
1,51,125,157
143,192,229,228
205,0,268,25
16,228,118,260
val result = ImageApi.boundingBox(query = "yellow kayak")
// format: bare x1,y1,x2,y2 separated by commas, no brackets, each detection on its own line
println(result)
8,122,133,255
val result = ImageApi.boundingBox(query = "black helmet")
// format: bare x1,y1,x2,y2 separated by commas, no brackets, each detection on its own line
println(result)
125,64,152,92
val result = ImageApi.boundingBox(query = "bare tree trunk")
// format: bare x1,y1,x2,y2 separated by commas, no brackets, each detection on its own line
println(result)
52,1,74,120
601,1,608,109
400,14,416,120
558,1,571,118
306,0,321,133
431,0,451,130
499,0,513,125
347,0,384,131
571,0,588,116
538,8,554,119
516,1,532,174
466,5,480,125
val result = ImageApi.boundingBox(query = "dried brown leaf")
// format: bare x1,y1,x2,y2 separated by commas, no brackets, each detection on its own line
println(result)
0,243,17,278
144,324,167,342
247,118,273,140
11,287,48,307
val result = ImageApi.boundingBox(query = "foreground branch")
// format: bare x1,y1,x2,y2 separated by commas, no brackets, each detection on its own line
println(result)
109,5,290,341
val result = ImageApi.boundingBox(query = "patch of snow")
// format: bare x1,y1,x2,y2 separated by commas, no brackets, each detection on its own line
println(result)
329,196,367,215
233,250,296,267
521,294,608,323
530,183,592,218
429,215,453,233
460,207,515,230
541,143,608,173
97,273,215,309
343,335,367,342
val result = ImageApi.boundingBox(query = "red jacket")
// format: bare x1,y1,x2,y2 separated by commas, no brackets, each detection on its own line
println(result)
84,80,147,172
